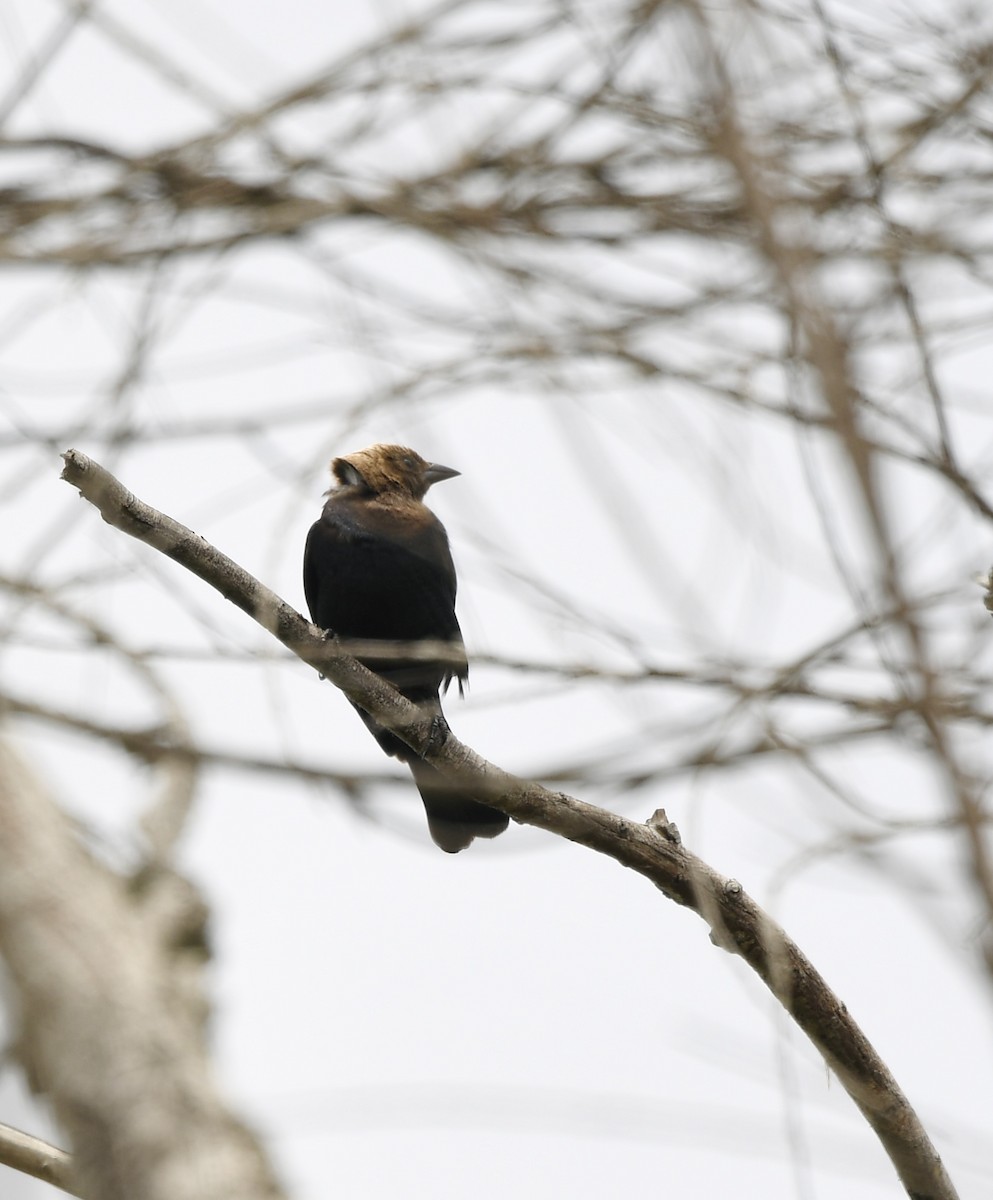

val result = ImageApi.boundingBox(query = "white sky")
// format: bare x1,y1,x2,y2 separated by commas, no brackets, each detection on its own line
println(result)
1,1,991,1197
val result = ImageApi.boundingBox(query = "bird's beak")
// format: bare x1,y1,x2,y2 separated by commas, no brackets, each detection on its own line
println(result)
423,462,461,487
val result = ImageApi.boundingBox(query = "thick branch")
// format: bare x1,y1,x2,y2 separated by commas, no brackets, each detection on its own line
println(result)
0,735,286,1200
59,448,959,1200
0,1122,77,1198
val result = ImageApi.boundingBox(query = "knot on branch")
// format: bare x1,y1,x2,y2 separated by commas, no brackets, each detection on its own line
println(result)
647,807,682,843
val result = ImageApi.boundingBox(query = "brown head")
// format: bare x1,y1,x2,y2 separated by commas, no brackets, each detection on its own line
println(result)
330,444,460,499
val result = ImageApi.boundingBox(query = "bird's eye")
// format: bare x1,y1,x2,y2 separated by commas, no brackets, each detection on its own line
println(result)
403,456,415,469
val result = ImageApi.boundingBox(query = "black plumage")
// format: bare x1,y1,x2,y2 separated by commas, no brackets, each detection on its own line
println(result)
304,443,508,852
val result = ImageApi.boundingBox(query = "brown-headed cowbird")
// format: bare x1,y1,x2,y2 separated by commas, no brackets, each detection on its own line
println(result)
304,443,509,852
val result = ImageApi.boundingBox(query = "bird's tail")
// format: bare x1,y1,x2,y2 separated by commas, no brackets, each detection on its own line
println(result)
353,698,509,852
408,758,510,853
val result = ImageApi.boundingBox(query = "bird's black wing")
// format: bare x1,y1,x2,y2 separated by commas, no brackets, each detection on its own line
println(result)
304,504,468,694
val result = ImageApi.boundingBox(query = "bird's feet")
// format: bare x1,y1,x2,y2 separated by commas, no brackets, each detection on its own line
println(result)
426,714,451,753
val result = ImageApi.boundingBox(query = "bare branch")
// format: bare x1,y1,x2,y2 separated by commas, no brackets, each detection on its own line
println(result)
0,735,286,1200
0,1121,77,1198
60,448,960,1200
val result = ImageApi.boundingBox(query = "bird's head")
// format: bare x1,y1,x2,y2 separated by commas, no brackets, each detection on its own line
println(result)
330,444,460,500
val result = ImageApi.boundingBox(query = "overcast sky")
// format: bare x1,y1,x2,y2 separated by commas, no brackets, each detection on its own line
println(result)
1,1,991,1197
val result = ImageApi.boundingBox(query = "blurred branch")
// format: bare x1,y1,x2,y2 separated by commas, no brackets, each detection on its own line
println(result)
0,4,93,128
689,0,993,972
0,735,285,1200
0,573,198,860
2,688,395,793
60,447,961,1200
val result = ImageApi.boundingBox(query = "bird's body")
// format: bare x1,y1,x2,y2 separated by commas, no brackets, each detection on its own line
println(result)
304,444,508,852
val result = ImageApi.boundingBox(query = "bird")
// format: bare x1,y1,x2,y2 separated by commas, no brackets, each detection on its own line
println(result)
304,443,509,852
